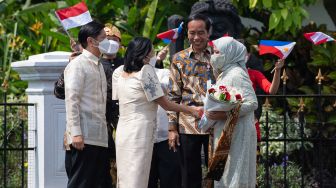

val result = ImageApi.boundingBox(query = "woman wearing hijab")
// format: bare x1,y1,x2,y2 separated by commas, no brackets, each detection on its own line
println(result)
205,36,258,188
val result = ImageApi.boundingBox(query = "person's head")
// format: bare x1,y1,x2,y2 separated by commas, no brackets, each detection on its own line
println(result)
186,14,211,53
190,0,243,40
104,23,121,44
78,20,106,57
123,37,155,73
210,36,247,74
102,23,122,59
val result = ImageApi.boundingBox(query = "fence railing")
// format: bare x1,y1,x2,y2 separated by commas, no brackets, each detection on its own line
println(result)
0,93,35,188
257,69,336,188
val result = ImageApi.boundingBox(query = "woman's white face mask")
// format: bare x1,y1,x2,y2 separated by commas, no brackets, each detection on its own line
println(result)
210,53,226,73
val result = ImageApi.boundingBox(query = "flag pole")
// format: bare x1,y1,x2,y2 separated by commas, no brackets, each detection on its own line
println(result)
271,59,284,74
164,43,170,51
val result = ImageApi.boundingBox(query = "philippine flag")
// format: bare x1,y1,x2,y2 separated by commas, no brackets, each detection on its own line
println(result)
55,2,92,30
259,40,296,59
304,32,335,45
157,22,183,43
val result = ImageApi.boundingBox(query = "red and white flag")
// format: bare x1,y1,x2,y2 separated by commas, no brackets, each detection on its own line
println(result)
55,2,92,30
304,32,335,45
156,22,183,44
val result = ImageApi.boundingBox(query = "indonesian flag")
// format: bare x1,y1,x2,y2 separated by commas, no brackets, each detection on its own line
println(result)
55,2,92,30
304,32,335,45
259,40,296,59
157,22,183,43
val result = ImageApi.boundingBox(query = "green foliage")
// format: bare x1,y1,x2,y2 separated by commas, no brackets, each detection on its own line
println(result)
0,96,29,187
111,0,196,46
309,42,336,69
142,0,158,38
0,0,200,101
238,1,336,138
259,107,313,156
233,0,317,35
257,161,302,187
0,0,74,101
298,32,336,137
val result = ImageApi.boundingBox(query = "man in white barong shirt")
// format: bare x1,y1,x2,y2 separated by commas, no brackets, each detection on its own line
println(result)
64,20,112,188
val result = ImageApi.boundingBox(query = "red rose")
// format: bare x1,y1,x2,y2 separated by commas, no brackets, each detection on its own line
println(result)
208,88,216,94
198,109,204,118
219,85,227,91
235,94,242,101
225,91,231,101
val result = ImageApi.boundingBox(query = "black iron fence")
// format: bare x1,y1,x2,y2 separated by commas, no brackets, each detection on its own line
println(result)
0,93,35,188
257,69,336,188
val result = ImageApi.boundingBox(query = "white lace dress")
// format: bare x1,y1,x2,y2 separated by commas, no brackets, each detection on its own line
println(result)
213,66,258,188
112,65,164,188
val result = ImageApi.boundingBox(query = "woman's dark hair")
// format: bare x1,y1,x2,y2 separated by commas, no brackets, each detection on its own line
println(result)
123,37,152,73
78,20,105,49
186,13,211,33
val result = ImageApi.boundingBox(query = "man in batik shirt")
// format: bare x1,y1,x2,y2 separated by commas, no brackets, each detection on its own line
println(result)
168,14,215,188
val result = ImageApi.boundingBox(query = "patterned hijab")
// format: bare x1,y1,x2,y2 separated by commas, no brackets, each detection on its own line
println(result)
210,36,247,73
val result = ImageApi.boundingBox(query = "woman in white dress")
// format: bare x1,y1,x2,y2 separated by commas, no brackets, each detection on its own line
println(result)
112,37,202,188
205,36,258,188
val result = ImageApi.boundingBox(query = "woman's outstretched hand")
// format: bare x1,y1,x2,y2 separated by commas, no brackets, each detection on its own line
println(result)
190,106,204,118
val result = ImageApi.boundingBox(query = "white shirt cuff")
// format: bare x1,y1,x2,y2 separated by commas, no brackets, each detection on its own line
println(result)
71,126,82,136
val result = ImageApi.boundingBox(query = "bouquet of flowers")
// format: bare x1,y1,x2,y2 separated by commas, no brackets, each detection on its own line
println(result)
198,85,242,133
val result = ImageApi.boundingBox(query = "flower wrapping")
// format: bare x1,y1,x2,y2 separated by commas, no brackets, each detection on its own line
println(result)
198,85,242,133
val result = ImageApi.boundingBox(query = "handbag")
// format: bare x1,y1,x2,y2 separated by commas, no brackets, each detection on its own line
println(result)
54,73,65,100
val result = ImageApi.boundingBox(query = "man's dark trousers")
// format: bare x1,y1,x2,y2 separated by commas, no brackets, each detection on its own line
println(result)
65,144,112,188
148,140,181,188
179,134,209,188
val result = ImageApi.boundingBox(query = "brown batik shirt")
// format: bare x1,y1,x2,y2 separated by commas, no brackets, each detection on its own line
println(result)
168,46,215,134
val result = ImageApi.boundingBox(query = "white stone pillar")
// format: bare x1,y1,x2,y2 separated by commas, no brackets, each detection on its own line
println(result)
12,51,71,188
